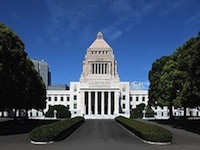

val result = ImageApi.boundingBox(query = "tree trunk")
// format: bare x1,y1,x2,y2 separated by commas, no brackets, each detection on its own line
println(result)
169,102,174,122
25,109,29,120
13,109,17,120
183,106,187,120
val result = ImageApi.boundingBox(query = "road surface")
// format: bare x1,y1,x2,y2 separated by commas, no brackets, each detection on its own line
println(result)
0,120,199,150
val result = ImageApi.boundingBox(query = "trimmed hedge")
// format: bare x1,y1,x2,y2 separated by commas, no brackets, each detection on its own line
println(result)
29,117,84,142
115,116,173,142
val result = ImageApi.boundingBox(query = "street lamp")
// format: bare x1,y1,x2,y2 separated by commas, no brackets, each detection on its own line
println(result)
53,110,57,119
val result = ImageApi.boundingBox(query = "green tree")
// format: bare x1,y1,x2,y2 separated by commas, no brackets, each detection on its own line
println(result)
174,33,200,117
158,58,183,120
0,23,46,119
0,23,27,117
45,105,71,118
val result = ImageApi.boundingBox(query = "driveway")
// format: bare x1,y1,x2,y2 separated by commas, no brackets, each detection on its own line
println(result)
0,120,199,150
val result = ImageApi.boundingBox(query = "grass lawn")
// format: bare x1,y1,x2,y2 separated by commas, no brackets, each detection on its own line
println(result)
0,118,58,135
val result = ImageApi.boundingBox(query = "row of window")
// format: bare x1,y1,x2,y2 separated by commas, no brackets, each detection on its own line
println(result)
129,96,146,102
48,96,69,102
91,51,108,55
48,95,147,102
47,95,77,102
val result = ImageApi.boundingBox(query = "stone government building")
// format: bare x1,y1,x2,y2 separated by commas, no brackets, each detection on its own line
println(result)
1,32,199,119
45,32,147,119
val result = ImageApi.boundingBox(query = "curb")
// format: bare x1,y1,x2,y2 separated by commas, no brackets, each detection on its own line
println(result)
31,140,54,145
116,122,171,146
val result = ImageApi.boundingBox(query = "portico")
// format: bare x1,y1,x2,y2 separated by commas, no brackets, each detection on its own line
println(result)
80,90,120,118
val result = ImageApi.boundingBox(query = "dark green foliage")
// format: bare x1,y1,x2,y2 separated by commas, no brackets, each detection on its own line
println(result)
130,103,145,118
45,105,71,118
29,117,84,142
0,23,46,118
145,105,155,117
148,32,200,119
115,116,173,142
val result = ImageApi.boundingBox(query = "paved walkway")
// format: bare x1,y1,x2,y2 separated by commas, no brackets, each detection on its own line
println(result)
0,120,199,150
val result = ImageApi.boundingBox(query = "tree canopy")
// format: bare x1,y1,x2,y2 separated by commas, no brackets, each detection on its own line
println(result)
0,23,46,118
148,32,200,119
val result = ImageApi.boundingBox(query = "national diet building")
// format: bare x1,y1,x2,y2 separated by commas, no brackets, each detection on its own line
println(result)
43,32,148,119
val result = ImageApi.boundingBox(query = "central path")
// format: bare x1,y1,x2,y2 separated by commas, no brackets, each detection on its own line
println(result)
53,120,157,150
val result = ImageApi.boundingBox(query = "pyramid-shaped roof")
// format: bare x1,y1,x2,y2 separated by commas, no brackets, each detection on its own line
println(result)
89,31,111,49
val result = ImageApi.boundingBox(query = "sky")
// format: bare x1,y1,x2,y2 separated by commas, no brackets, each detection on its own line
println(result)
1,0,200,89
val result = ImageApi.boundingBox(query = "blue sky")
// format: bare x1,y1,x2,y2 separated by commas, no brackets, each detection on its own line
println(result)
1,0,200,89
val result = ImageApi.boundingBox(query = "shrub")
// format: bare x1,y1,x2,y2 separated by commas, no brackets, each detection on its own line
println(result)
145,105,155,117
45,105,71,118
29,117,84,142
115,116,173,142
130,103,145,118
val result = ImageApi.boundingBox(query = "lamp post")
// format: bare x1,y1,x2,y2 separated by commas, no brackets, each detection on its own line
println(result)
142,108,146,119
53,110,57,119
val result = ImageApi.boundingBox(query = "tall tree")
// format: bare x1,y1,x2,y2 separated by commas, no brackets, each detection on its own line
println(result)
0,23,27,115
174,33,200,117
0,23,46,118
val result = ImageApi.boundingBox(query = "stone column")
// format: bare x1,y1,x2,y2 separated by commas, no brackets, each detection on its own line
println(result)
95,92,98,115
114,91,119,115
81,91,85,115
108,92,111,115
101,92,104,115
88,91,91,115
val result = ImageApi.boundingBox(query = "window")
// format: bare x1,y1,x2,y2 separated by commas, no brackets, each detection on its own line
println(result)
92,63,94,74
142,97,145,101
67,97,70,101
61,96,63,101
48,97,51,101
74,95,77,100
122,95,126,100
74,104,77,109
123,104,125,109
54,96,57,101
130,97,132,101
67,105,70,109
136,96,139,101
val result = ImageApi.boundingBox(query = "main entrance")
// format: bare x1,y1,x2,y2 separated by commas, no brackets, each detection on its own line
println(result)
82,91,119,119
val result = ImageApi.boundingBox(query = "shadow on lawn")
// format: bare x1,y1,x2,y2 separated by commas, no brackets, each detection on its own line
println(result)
151,119,200,134
0,119,57,135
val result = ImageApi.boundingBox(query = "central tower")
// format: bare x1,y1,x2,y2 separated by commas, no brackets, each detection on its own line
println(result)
70,31,130,119
80,31,120,87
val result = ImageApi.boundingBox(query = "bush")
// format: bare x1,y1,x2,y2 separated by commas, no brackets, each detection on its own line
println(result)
145,105,155,117
45,105,71,118
130,103,145,118
115,116,173,142
29,117,84,142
